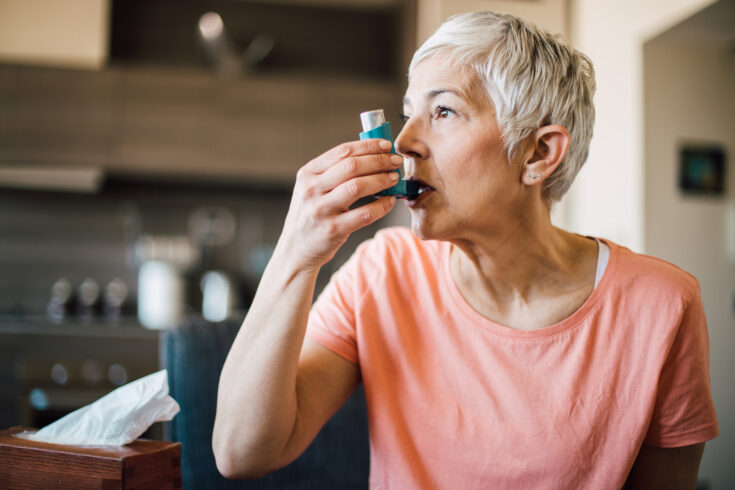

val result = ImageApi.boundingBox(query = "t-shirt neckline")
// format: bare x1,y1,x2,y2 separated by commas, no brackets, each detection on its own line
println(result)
440,237,618,339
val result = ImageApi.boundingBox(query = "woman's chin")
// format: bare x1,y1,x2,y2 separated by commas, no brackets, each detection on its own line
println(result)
410,215,441,241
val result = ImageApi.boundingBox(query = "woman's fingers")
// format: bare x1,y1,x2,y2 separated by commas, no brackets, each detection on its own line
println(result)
304,139,393,175
322,171,399,211
318,153,403,193
281,139,400,270
330,196,396,236
296,137,402,211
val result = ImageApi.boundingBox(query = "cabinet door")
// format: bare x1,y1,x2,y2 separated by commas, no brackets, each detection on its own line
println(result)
209,76,314,183
216,77,402,183
0,64,402,184
116,68,218,178
0,65,117,166
117,69,317,184
117,70,401,184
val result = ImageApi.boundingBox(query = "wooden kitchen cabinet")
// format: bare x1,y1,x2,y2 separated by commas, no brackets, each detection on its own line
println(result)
0,64,118,167
114,68,401,183
0,63,401,185
114,68,219,178
116,68,314,183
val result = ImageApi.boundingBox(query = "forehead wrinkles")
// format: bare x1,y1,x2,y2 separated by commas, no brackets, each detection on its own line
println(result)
404,62,489,113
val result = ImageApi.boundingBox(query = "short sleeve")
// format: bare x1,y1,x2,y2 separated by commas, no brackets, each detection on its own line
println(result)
306,245,365,365
644,285,719,447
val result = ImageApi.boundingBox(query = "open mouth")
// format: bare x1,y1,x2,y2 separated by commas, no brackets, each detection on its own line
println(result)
404,177,435,202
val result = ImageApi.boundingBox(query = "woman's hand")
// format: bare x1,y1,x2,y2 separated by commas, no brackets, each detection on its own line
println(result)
279,139,402,270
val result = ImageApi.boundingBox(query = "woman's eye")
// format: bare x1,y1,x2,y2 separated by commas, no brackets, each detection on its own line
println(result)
399,113,411,125
434,105,454,119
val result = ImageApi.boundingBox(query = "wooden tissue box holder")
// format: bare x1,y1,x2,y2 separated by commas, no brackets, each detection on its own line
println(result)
0,427,182,489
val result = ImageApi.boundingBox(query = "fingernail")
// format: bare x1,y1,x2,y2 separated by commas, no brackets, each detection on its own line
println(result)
389,171,399,181
379,140,392,150
390,155,403,165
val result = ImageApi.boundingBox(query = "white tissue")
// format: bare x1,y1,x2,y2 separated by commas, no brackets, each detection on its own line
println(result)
18,369,180,446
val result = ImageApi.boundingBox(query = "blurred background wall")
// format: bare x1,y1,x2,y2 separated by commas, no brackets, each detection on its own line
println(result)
643,3,735,482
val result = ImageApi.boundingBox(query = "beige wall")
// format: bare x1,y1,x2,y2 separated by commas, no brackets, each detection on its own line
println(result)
644,36,735,487
566,0,716,250
416,0,568,44
0,0,110,69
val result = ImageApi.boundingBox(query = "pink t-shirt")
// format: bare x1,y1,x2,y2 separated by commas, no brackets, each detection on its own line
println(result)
307,227,718,489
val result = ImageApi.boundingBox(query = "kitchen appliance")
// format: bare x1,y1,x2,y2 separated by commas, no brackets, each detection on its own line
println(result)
200,270,237,322
134,235,199,330
137,260,186,330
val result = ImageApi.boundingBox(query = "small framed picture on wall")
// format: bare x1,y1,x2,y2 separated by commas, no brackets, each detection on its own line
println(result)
678,145,726,196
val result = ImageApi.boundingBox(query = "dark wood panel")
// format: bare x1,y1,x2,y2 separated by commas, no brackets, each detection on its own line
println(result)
112,68,402,182
110,0,401,80
0,63,401,183
0,65,119,165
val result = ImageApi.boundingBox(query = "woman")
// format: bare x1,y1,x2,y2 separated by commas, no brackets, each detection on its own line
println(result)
213,11,718,488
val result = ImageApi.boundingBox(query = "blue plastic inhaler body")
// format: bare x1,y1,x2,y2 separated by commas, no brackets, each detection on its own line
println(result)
359,109,419,200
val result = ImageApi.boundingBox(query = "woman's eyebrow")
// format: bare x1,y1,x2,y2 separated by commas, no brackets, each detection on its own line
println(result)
427,88,463,100
403,88,465,107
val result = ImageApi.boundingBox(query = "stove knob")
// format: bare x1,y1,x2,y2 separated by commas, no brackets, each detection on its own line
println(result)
29,388,49,410
47,278,73,323
50,363,68,385
81,360,104,385
108,363,128,386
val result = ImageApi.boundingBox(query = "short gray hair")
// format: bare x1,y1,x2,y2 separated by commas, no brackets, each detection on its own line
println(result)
409,11,596,202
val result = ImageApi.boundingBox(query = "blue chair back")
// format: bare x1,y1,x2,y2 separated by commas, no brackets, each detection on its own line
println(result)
164,319,370,489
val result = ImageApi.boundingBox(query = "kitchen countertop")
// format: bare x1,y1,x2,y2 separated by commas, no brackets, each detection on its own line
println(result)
0,317,160,340
0,316,163,430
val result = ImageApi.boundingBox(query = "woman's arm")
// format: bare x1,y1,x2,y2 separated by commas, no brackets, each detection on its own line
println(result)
624,443,705,490
212,139,401,479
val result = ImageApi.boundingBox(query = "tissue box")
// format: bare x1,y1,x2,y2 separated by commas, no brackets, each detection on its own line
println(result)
0,427,182,489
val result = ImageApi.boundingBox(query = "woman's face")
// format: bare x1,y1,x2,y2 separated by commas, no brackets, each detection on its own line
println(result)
395,55,527,242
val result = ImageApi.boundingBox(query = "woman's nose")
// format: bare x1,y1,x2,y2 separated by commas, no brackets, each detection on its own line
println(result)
394,119,427,160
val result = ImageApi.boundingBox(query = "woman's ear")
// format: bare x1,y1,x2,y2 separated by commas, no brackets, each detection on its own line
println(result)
521,125,570,186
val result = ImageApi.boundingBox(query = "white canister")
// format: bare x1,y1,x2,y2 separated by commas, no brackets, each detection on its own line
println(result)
137,260,185,329
201,270,236,322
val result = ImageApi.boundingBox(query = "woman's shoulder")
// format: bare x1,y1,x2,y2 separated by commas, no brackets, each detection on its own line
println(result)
348,226,444,280
372,225,423,244
366,226,442,257
603,238,701,300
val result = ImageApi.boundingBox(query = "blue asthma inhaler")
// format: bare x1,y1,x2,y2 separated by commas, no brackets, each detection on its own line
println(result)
359,109,419,200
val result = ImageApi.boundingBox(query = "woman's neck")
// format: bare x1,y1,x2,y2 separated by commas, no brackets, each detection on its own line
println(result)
448,209,598,329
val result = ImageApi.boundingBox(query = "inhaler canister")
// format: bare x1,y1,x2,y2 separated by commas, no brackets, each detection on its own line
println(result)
359,109,419,200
